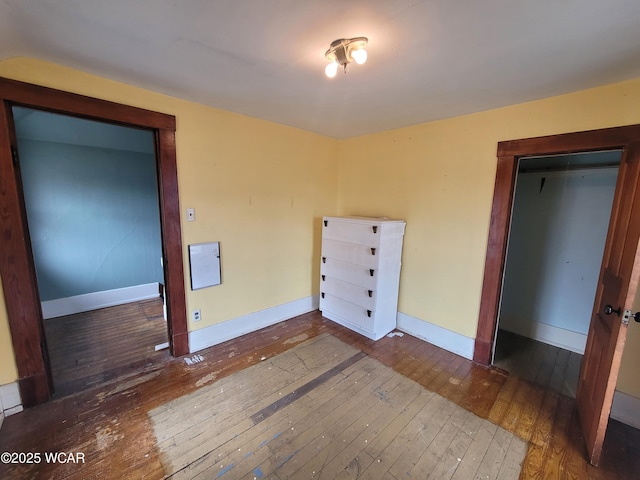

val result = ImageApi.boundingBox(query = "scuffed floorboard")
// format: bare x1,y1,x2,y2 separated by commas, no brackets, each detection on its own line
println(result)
150,334,526,480
1,311,638,479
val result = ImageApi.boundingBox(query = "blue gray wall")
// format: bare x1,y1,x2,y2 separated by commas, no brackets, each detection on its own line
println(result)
14,108,163,301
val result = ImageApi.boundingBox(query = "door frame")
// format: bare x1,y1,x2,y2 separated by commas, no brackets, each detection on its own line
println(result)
474,123,640,365
0,77,189,407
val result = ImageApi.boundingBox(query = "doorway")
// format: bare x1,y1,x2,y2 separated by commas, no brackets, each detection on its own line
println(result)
493,151,622,396
12,106,170,396
0,77,189,407
474,125,640,365
474,125,640,464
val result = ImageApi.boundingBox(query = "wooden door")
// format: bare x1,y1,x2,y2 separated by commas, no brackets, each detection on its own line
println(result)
576,141,640,466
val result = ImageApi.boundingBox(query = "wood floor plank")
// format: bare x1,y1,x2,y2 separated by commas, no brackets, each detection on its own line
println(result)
530,389,559,449
427,352,466,393
171,357,390,479
473,426,519,480
519,443,545,480
43,298,169,396
436,357,474,404
310,387,424,480
487,375,521,426
496,434,527,480
512,383,546,442
561,408,589,480
333,450,376,480
501,380,528,433
157,337,366,473
240,361,389,479
216,357,399,480
1,310,638,480
274,373,412,479
362,388,435,462
548,347,571,394
533,343,559,388
156,361,309,447
563,352,582,398
518,388,560,479
405,346,450,389
541,395,576,479
462,367,508,419
404,405,470,479
380,472,399,480
251,375,403,479
450,419,498,480
494,329,582,399
386,395,459,478
360,393,449,480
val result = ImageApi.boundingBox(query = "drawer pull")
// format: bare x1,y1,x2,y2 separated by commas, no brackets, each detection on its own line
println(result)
372,226,378,234
369,269,375,277
368,290,373,297
367,310,372,317
321,275,326,281
323,220,328,227
371,248,376,255
322,257,326,263
321,292,325,298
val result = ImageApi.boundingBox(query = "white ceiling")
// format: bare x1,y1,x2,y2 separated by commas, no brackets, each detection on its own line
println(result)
2,0,640,139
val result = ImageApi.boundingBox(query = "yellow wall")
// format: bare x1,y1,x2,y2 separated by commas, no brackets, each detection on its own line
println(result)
338,78,640,397
0,276,18,385
0,57,339,384
617,285,640,396
1,56,639,400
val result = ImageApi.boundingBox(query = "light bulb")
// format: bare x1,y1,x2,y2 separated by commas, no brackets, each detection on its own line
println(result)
351,48,367,65
325,61,338,78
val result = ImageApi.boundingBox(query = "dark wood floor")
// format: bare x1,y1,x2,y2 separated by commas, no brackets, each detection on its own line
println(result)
494,329,582,398
1,311,638,479
43,298,170,397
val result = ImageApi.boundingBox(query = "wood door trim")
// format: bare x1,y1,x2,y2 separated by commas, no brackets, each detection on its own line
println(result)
0,77,188,407
0,77,175,130
474,123,640,365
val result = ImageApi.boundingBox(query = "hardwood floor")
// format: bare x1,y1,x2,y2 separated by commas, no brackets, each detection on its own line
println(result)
152,334,526,479
1,311,638,479
43,298,170,397
493,329,582,398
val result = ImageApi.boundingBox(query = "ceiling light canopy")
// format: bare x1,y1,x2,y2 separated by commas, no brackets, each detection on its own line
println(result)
324,37,368,78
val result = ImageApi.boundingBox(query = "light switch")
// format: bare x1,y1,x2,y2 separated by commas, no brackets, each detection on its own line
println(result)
186,208,195,221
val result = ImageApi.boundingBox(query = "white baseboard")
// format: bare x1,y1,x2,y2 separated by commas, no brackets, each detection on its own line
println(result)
500,317,587,354
41,283,160,319
611,390,640,430
189,295,320,353
397,312,475,360
0,382,22,420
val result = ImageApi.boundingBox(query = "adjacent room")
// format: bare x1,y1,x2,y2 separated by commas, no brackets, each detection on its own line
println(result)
13,107,170,397
1,1,640,479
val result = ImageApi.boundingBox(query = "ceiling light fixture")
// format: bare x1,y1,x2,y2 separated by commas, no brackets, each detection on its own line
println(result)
324,37,368,78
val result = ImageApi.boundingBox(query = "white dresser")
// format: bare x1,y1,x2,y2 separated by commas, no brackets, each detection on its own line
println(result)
319,216,406,340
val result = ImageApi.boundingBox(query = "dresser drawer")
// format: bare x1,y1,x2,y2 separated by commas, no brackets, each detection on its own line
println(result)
320,277,376,310
320,216,405,341
320,294,374,332
321,259,377,290
322,218,381,247
321,239,378,268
